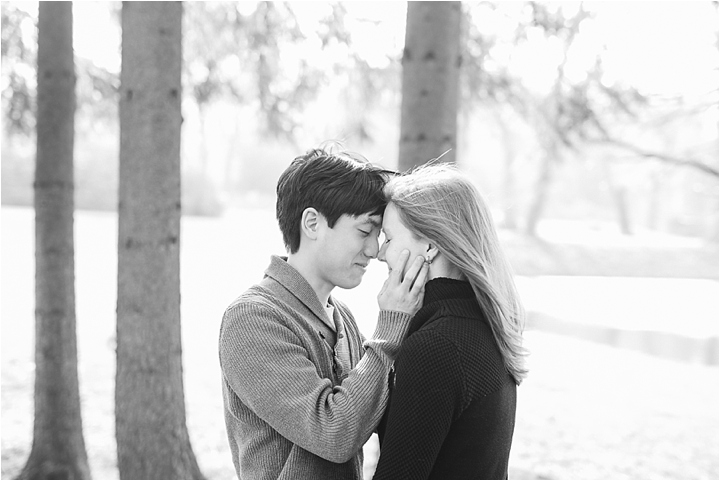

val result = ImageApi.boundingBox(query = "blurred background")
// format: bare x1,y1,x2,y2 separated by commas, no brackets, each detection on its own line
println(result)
1,1,718,479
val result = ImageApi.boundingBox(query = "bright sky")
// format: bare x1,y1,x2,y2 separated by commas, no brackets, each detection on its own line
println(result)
473,1,717,98
585,1,717,98
11,1,718,99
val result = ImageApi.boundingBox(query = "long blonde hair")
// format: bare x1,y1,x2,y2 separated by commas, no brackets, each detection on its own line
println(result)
385,163,528,384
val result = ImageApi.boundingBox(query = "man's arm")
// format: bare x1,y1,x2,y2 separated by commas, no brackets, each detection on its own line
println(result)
219,299,410,463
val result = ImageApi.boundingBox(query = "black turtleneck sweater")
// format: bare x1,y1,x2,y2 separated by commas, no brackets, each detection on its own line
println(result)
373,278,517,480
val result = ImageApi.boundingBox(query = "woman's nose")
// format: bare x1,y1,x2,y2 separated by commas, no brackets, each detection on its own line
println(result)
377,243,387,263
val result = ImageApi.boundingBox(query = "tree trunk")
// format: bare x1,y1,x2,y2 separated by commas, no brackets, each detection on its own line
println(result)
224,115,242,192
612,186,633,235
198,101,209,181
20,3,91,479
646,171,661,231
602,159,633,235
116,2,203,479
398,1,462,172
496,108,518,230
525,142,556,237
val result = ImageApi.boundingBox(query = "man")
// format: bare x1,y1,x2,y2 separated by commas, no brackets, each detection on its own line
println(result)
219,147,428,479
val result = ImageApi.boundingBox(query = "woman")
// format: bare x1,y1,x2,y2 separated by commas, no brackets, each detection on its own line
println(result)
373,163,527,480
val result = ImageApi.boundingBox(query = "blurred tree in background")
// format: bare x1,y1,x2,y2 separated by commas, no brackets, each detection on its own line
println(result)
462,2,717,235
116,2,203,479
1,5,34,136
19,3,91,479
457,1,717,238
1,1,717,239
182,1,325,207
398,1,462,170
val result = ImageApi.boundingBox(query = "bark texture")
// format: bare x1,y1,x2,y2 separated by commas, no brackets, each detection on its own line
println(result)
20,2,91,479
398,1,462,172
116,2,203,479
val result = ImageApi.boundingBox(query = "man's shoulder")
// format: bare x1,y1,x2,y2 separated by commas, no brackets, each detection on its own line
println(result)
220,283,293,349
223,270,320,326
225,279,283,317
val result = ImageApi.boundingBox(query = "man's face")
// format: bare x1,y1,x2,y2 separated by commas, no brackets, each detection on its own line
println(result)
315,212,382,290
378,202,428,279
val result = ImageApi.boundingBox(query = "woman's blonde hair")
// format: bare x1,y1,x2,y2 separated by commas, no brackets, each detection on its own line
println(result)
385,163,528,384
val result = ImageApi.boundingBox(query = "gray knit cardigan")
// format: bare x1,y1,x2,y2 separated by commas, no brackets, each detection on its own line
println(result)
219,255,411,479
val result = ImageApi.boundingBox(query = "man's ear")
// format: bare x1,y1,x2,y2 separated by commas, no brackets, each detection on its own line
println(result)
300,207,322,241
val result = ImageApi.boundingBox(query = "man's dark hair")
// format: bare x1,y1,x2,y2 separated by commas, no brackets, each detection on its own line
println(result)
276,147,390,254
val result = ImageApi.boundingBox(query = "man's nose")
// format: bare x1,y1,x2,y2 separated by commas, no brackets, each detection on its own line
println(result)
365,236,380,259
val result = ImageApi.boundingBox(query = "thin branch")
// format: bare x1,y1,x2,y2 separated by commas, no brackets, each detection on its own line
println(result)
588,137,719,177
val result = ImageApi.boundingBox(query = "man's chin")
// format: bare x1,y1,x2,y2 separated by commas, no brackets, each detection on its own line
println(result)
337,276,363,290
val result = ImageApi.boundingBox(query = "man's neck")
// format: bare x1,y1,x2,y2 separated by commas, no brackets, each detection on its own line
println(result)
286,252,333,307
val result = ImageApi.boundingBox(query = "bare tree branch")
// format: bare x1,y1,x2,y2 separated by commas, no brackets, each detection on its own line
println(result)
588,137,719,177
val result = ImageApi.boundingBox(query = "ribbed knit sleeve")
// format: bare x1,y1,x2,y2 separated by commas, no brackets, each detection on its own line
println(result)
364,310,413,359
219,296,411,464
373,330,465,479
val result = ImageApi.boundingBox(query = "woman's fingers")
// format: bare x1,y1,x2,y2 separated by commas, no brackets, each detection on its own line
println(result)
401,254,426,289
410,261,429,294
377,276,389,301
391,250,410,283
377,250,429,314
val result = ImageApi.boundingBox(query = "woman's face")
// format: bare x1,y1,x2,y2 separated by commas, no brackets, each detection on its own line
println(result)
378,202,429,279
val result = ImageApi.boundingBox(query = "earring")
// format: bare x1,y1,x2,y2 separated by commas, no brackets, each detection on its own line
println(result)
425,256,433,265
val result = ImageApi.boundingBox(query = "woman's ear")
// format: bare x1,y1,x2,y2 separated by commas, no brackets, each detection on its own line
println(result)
300,208,321,241
426,243,440,263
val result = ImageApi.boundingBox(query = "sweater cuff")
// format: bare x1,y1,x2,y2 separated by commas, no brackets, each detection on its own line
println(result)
363,310,412,361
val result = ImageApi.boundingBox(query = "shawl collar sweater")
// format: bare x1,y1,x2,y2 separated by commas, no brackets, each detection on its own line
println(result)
374,278,517,480
220,255,411,479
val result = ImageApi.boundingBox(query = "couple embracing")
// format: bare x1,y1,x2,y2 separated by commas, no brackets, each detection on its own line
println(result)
219,146,527,480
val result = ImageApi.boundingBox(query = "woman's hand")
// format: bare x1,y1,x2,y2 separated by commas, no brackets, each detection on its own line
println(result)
377,250,428,316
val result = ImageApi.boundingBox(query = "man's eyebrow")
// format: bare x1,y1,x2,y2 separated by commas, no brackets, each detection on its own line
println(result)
359,217,381,228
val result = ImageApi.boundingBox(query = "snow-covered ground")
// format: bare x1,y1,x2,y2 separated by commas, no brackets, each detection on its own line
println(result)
517,276,718,338
2,206,717,479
